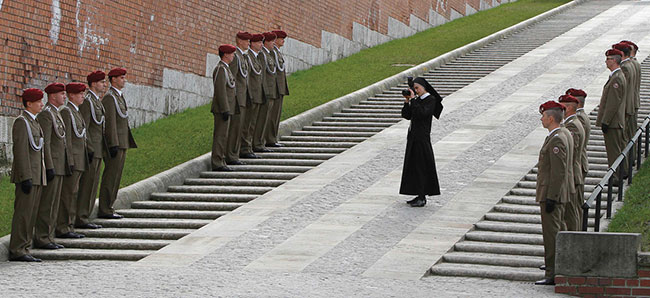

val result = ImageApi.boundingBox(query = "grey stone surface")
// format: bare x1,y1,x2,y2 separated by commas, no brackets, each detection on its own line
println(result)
556,232,641,277
388,16,417,39
429,9,448,27
639,252,650,267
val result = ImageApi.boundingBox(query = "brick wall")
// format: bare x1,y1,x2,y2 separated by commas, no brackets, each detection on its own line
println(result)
555,269,650,297
0,0,511,165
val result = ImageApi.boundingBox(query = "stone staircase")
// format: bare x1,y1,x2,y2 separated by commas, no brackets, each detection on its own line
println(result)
428,56,650,281
30,3,608,261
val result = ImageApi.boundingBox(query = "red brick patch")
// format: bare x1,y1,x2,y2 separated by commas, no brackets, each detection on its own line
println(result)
598,278,611,286
605,287,631,295
626,279,639,287
632,288,650,296
578,286,604,294
639,270,650,278
640,279,650,287
555,276,567,284
555,285,576,294
612,278,626,286
569,277,587,285
586,277,599,285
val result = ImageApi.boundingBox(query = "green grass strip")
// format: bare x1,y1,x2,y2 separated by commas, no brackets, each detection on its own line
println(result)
0,0,569,237
608,159,650,251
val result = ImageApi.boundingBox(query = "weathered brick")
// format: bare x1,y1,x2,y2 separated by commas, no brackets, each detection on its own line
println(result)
555,276,567,284
598,278,612,286
569,277,587,285
586,277,599,285
578,286,604,294
612,278,626,286
640,279,650,287
626,279,639,287
632,288,650,296
555,285,576,294
640,270,650,278
605,287,631,295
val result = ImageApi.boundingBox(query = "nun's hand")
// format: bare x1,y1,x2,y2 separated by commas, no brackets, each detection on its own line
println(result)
403,89,414,103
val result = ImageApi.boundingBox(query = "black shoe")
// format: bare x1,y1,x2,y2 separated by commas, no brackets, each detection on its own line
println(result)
212,166,233,172
266,143,284,147
406,196,419,204
98,213,124,219
57,232,85,239
9,254,42,262
226,160,246,165
534,278,555,285
76,223,103,229
37,243,60,250
409,197,427,207
539,265,546,271
54,243,65,249
240,153,259,159
253,147,273,153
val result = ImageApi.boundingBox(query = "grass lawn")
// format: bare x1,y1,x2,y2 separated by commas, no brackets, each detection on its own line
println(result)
607,159,650,251
0,0,569,237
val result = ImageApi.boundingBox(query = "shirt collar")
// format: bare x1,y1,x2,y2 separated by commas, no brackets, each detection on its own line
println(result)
420,92,430,99
576,108,584,112
88,89,99,99
25,110,37,120
250,49,259,57
69,102,79,111
111,86,122,96
564,114,576,123
622,58,630,63
548,127,560,137
263,46,271,53
237,47,247,55
610,67,621,77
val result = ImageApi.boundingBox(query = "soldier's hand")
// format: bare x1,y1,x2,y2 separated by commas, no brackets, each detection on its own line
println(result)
20,179,33,194
221,112,230,121
109,146,119,158
87,151,94,163
545,199,556,213
601,123,609,134
68,165,75,175
46,169,55,182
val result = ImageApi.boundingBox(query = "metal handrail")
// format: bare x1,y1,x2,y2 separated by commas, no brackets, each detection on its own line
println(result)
581,115,650,231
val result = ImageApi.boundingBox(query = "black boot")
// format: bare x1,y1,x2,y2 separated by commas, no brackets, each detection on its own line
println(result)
409,196,427,207
406,196,420,204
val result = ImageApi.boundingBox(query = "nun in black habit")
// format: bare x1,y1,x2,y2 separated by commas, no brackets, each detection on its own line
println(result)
399,77,443,207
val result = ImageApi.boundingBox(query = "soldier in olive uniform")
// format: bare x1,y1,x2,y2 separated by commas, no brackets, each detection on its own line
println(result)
33,83,70,249
240,33,265,158
9,88,47,262
257,32,278,151
622,40,641,123
596,49,627,183
612,43,637,148
56,83,89,238
535,101,571,286
76,71,107,229
265,30,290,147
211,44,237,171
559,95,585,231
226,32,252,165
99,68,137,218
566,88,590,208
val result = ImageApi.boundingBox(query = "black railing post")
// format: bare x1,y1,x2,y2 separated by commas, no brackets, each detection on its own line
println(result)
638,132,643,171
645,121,649,158
595,192,602,232
607,174,613,211
628,148,634,185
582,204,589,231
618,162,624,202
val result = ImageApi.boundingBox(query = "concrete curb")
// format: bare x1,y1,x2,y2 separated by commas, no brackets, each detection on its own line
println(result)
0,0,580,262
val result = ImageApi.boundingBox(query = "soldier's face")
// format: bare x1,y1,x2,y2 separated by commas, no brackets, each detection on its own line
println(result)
112,75,126,90
27,99,44,114
276,38,285,47
92,79,107,94
251,41,263,52
541,111,552,128
222,52,235,64
237,39,250,51
68,92,85,106
605,57,616,70
49,91,66,107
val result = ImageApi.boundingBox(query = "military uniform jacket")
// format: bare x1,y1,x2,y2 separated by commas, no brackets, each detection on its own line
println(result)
273,46,289,96
11,111,46,186
576,109,591,174
563,115,584,186
60,103,88,172
229,48,249,107
261,47,278,100
631,57,641,110
620,59,636,116
536,127,570,203
102,87,137,150
596,68,626,128
80,90,107,157
37,103,71,175
246,50,265,104
211,60,236,115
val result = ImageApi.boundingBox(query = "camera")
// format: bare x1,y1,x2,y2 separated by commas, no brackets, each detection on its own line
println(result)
401,89,411,97
402,76,414,97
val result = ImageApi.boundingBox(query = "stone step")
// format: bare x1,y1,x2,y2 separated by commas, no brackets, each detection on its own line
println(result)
501,195,609,207
515,181,618,193
330,112,402,119
354,102,403,107
91,218,212,229
491,203,600,217
429,263,543,281
476,220,542,234
301,125,384,133
291,130,376,138
442,252,544,268
251,152,336,160
454,241,544,257
199,171,299,180
260,146,347,154
523,174,614,185
341,108,401,114
280,135,367,143
321,117,400,123
116,209,227,220
509,187,617,197
311,120,394,127
227,164,313,172
277,141,357,149
166,185,270,195
31,248,154,261
236,158,323,167
183,178,285,187
465,231,543,245
54,237,174,250
75,228,193,240
131,201,244,211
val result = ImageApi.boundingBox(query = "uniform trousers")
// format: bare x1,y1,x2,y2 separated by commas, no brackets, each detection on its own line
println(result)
33,175,63,247
99,149,126,216
211,114,230,168
226,106,245,162
254,99,271,150
563,186,582,231
626,113,637,163
76,157,102,226
540,201,565,279
604,128,625,181
265,95,283,144
9,185,42,257
241,103,261,155
56,171,82,235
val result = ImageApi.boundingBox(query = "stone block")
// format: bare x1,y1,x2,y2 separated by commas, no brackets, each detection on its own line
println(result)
466,4,478,16
205,53,220,77
450,8,463,21
429,9,448,27
409,14,432,32
388,16,416,39
639,252,650,267
352,22,390,48
556,232,641,278
480,0,491,11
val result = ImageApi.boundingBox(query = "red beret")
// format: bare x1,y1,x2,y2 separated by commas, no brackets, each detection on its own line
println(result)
87,70,106,84
66,82,87,94
219,44,236,54
250,33,264,42
236,31,252,40
539,100,566,114
22,88,44,102
108,67,127,77
612,43,631,52
272,30,287,39
263,32,276,42
620,40,638,51
558,94,579,104
44,82,65,94
605,49,623,57
565,88,587,98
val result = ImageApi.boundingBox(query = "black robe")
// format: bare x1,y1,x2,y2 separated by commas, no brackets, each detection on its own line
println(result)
399,94,441,196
